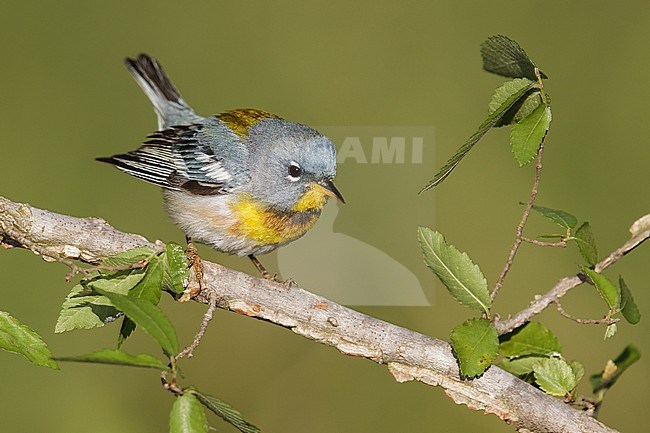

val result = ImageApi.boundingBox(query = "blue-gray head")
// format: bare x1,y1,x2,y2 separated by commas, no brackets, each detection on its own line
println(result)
245,117,344,212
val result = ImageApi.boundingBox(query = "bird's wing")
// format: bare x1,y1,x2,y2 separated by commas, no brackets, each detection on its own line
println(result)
97,123,238,195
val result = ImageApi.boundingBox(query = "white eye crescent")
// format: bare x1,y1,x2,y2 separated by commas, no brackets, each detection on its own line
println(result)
287,161,302,181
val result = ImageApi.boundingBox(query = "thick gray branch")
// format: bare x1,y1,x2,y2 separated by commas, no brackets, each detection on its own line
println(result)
0,196,629,433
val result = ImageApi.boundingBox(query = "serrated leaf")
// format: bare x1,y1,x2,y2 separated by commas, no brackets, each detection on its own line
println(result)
500,356,546,376
420,80,536,191
533,357,577,396
56,348,169,370
194,391,261,433
481,35,546,80
450,318,499,378
529,204,577,230
590,345,641,393
170,393,208,433
130,255,164,304
163,243,189,294
100,247,157,270
55,284,119,333
570,360,585,384
488,78,542,127
574,222,597,266
510,91,545,125
117,257,164,346
582,267,619,311
500,321,562,358
94,288,178,356
510,104,551,166
88,271,146,295
0,311,58,369
488,79,533,112
55,298,108,333
418,227,490,313
118,317,136,348
604,323,618,340
619,276,640,324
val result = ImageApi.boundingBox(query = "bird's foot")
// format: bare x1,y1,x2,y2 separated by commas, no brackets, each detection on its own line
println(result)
248,254,297,288
181,238,204,302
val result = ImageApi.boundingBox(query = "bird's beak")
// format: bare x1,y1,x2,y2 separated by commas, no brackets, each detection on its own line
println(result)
314,178,346,204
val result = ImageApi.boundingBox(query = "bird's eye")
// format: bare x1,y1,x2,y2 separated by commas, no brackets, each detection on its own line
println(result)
288,161,302,180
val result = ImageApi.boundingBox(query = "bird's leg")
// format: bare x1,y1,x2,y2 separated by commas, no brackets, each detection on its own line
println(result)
248,254,274,279
248,254,296,287
182,236,204,301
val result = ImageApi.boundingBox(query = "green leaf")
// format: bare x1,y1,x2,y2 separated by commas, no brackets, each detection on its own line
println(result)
94,288,179,356
500,321,562,358
511,91,546,125
163,243,189,294
500,356,546,376
481,35,546,80
570,360,585,384
619,276,640,324
450,318,499,378
418,227,491,313
510,104,551,166
488,78,542,127
582,267,619,311
529,204,577,230
100,247,157,272
420,80,536,191
118,317,136,348
604,323,618,340
573,222,598,266
194,391,261,433
488,79,533,113
56,348,169,370
55,283,119,333
0,311,58,369
88,271,146,295
130,255,164,304
590,345,641,393
170,393,208,433
117,256,164,346
533,357,577,396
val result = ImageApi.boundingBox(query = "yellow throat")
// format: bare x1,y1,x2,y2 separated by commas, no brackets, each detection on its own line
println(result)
229,184,328,245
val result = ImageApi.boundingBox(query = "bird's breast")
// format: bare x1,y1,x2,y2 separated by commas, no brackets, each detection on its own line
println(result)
228,195,321,246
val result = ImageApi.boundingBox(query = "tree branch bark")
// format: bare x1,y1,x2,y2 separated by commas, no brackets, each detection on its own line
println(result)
1,195,636,433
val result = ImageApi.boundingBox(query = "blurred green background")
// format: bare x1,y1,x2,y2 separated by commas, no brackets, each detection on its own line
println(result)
1,1,649,432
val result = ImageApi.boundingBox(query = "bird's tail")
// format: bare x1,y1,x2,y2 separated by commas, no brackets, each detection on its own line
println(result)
125,54,201,129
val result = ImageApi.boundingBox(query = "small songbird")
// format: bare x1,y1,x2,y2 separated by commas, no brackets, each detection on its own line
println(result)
98,54,344,280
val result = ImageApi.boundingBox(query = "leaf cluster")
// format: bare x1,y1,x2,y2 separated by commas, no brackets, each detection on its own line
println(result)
1,243,259,432
416,36,642,406
421,35,550,192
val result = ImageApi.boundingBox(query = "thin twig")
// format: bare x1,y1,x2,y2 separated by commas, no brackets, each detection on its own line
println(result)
554,300,620,325
521,236,567,247
175,290,218,361
491,136,547,301
495,223,648,334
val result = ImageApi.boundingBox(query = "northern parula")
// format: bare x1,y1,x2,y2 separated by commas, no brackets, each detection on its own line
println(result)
98,54,344,278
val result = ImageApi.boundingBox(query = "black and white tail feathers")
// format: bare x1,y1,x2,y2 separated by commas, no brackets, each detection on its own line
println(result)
125,54,202,129
97,54,207,190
